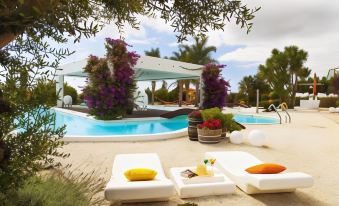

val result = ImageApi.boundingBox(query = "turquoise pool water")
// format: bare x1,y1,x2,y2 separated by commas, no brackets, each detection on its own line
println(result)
55,110,278,136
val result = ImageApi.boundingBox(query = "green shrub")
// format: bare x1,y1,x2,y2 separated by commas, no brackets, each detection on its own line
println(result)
0,168,105,206
155,87,169,101
201,107,242,132
261,93,269,101
319,97,339,108
64,83,78,105
336,101,339,107
201,107,221,121
167,87,179,101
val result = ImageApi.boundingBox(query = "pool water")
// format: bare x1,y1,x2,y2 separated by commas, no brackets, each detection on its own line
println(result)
54,110,278,137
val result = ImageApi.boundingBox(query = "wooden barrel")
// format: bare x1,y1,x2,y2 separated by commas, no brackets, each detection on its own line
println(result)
197,129,222,144
188,118,203,141
221,127,227,138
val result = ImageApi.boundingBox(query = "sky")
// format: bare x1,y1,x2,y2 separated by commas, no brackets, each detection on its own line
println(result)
59,0,339,93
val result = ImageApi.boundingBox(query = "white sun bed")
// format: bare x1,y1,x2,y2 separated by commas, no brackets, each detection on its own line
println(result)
205,151,313,194
104,153,175,203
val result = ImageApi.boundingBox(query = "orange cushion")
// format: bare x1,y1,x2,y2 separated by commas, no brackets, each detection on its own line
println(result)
245,163,286,174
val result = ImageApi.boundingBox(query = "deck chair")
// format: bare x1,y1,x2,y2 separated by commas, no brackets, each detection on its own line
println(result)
105,153,175,203
205,151,313,194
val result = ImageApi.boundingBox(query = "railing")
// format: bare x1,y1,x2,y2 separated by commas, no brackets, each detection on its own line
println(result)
268,104,282,124
278,102,291,123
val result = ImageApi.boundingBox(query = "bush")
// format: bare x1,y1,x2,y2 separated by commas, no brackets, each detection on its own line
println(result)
155,87,169,101
226,92,238,104
0,168,105,206
167,87,179,101
319,97,339,108
64,83,78,105
336,101,339,107
200,107,242,132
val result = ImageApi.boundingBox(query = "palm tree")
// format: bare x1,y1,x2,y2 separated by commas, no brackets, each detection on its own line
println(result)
145,48,161,104
171,37,217,106
181,36,217,65
144,48,160,58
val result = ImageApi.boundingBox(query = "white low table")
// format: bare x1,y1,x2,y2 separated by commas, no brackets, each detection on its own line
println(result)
170,167,236,198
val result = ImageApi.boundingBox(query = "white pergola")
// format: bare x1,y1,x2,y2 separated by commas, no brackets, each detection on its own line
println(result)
56,56,203,107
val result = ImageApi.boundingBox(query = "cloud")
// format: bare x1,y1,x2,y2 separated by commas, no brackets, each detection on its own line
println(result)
212,0,339,76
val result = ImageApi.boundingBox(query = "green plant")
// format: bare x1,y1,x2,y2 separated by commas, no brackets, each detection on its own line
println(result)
258,46,311,108
64,83,78,105
201,107,242,132
0,37,68,193
33,80,79,106
155,87,169,101
319,97,339,108
0,168,105,206
223,113,242,132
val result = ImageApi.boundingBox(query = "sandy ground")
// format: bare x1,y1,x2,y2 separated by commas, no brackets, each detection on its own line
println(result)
59,111,339,206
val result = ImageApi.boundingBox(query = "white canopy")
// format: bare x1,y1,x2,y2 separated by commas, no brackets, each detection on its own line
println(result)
56,56,202,80
56,56,203,107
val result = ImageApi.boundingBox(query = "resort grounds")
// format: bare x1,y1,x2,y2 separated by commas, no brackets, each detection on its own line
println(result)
59,110,339,206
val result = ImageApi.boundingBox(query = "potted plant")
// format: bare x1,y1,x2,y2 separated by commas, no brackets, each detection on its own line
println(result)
197,119,222,143
201,107,243,139
187,110,203,141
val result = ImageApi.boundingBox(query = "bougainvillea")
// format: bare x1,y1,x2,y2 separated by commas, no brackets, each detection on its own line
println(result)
202,64,230,109
82,38,140,119
188,110,202,119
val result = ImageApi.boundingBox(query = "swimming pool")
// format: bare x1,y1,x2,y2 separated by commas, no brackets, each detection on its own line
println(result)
54,109,278,140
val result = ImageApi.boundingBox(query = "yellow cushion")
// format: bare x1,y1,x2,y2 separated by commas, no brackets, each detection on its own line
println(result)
124,168,157,181
245,163,286,174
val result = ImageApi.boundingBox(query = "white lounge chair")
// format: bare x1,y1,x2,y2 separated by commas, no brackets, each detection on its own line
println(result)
105,153,175,203
205,151,313,194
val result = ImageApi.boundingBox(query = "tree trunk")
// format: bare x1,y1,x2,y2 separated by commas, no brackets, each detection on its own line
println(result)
178,80,183,107
151,81,156,105
0,33,18,49
290,74,298,108
184,80,190,102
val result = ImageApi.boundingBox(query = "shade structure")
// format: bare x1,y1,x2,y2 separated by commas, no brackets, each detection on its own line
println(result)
55,56,203,107
56,56,202,81
313,73,317,96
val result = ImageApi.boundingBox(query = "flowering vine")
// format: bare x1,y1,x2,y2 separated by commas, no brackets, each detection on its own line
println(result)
83,38,140,119
202,64,230,109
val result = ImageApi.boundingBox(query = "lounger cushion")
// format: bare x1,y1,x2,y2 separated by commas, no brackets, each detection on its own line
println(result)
105,153,175,202
124,168,157,181
245,163,286,174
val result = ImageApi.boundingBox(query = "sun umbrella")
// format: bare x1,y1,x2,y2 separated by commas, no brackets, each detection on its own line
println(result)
313,73,317,96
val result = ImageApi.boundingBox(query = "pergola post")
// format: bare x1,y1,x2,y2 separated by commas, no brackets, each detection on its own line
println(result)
199,75,204,108
178,80,183,107
56,75,64,107
195,79,200,107
151,81,156,105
